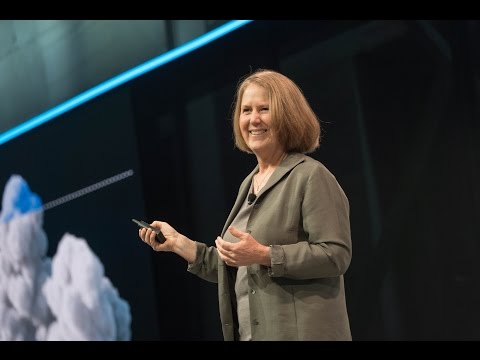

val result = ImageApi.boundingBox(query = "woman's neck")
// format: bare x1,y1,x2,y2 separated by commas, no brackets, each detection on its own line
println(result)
256,151,287,174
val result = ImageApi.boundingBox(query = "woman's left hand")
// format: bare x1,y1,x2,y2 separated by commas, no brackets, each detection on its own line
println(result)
215,226,270,267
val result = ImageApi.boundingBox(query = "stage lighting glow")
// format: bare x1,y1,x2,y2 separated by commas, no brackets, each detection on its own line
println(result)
0,20,253,146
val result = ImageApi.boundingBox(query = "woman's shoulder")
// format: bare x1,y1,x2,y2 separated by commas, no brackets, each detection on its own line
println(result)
290,153,329,171
290,153,338,181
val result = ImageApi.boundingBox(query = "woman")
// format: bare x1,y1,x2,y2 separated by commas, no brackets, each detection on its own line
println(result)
138,69,352,341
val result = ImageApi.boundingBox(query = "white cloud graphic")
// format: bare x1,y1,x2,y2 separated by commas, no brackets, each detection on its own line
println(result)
0,174,131,340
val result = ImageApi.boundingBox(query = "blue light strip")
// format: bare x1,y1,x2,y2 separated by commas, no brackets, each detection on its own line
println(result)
0,20,253,146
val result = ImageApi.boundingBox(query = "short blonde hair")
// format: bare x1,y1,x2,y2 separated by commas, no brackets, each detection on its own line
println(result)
232,69,320,154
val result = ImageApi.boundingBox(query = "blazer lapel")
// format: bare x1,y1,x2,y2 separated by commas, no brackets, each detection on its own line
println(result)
220,153,306,236
221,166,257,236
257,153,306,199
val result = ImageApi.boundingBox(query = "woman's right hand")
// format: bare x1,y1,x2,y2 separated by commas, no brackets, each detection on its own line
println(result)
138,220,178,252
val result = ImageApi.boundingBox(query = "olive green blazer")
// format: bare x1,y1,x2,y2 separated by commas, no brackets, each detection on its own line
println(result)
188,152,352,340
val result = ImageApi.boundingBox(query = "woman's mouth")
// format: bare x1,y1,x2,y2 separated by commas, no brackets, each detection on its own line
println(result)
249,129,268,136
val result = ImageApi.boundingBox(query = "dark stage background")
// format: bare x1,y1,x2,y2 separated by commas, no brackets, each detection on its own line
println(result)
0,20,478,340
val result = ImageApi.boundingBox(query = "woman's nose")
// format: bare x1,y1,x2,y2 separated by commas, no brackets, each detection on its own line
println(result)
250,110,261,122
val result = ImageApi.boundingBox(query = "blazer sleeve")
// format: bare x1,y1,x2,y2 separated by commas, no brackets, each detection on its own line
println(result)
187,242,219,283
269,164,352,279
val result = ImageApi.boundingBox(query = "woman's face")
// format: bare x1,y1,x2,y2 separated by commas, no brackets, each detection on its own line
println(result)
239,83,281,157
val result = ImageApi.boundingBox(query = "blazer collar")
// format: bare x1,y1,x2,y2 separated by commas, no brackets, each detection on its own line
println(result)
221,152,306,236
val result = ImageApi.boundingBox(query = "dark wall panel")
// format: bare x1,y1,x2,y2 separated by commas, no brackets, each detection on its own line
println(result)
130,20,479,340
